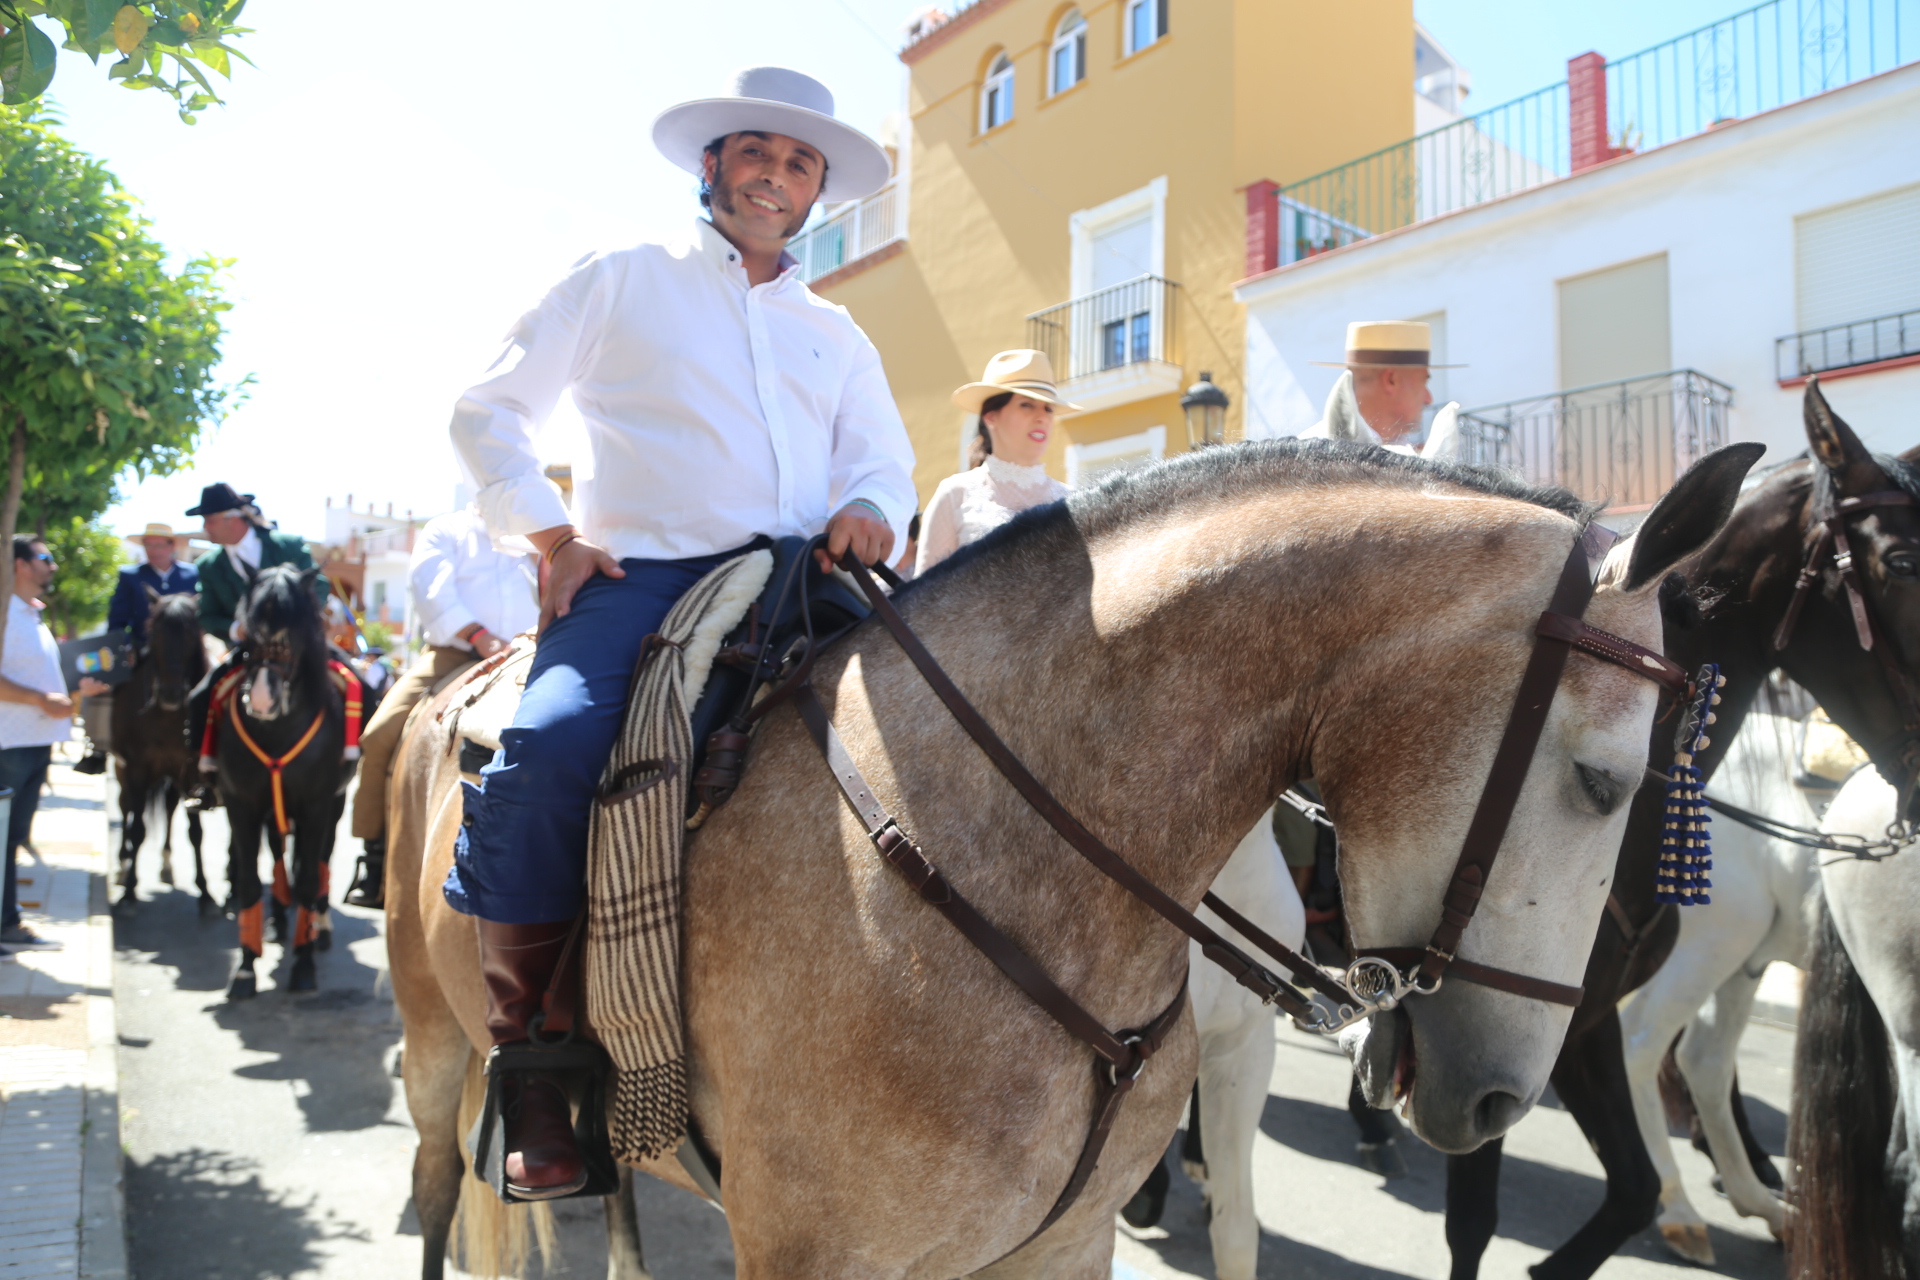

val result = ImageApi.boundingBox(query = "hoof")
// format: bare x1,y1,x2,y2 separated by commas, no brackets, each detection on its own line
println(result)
287,949,317,993
314,916,333,952
1658,1220,1716,1266
198,896,218,920
158,864,175,887
112,892,138,916
1357,1138,1408,1179
228,970,257,1001
1119,1159,1171,1230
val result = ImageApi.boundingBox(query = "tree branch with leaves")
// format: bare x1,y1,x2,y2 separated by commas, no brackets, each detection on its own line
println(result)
0,1,251,122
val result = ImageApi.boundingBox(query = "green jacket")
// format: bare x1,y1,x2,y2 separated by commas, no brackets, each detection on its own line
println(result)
195,529,320,642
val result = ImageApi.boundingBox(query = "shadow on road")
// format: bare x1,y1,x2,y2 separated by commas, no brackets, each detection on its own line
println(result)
126,1147,373,1280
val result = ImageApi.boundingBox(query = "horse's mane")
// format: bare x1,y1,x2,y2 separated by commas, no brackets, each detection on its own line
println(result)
912,437,1591,589
148,591,208,680
242,566,330,692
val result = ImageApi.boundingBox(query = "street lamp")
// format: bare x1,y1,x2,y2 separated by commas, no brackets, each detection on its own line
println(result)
1181,371,1229,448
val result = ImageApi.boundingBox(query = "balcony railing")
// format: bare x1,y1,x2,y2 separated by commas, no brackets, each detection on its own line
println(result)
1777,307,1920,378
788,184,904,285
1272,0,1916,265
1457,369,1734,510
1026,276,1180,383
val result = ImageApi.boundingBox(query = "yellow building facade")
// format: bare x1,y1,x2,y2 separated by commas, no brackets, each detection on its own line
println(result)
797,0,1416,503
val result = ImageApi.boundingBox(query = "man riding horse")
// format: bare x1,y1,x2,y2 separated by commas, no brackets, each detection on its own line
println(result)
184,483,330,804
445,65,913,1200
344,503,539,909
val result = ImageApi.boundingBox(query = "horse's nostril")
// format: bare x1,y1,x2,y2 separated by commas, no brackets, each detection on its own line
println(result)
1473,1089,1527,1138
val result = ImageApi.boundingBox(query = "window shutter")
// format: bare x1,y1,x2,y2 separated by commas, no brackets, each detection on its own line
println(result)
1157,0,1169,38
1794,183,1920,333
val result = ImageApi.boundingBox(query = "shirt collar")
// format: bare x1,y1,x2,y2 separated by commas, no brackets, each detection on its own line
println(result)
694,219,800,290
230,525,262,569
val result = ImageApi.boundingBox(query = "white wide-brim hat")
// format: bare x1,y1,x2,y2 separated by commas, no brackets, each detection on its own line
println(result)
653,66,893,203
951,349,1085,415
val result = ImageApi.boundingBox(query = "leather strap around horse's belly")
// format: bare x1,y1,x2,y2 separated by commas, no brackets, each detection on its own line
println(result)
792,684,1187,1252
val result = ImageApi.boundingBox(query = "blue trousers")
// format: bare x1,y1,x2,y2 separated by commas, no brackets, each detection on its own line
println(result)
0,746,51,931
444,553,737,923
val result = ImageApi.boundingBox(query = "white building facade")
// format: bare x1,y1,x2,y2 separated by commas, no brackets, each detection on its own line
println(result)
1237,59,1920,508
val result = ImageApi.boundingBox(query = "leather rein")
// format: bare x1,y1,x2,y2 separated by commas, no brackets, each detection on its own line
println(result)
780,526,1685,1251
1771,486,1920,831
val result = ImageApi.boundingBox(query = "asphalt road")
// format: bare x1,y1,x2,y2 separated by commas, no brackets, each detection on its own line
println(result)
104,768,1793,1280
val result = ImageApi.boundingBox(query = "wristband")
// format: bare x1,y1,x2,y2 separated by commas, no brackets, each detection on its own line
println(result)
846,498,888,523
544,531,580,564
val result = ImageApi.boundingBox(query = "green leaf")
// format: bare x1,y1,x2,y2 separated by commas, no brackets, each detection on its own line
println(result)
81,0,114,42
0,19,59,103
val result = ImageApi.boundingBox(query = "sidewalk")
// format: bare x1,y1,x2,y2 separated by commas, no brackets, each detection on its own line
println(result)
0,755,124,1280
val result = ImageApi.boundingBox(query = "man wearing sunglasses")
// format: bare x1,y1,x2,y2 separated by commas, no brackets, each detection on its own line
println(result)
0,537,74,958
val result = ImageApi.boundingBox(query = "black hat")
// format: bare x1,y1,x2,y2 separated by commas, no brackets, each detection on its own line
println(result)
184,483,254,517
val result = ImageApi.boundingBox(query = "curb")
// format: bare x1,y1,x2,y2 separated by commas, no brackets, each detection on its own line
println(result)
79,866,127,1280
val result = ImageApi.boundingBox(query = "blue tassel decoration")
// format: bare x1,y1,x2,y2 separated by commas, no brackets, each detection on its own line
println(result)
1656,664,1722,905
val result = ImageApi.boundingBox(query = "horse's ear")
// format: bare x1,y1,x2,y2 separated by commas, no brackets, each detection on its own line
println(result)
1804,376,1878,482
145,585,162,606
300,566,322,590
1622,442,1767,591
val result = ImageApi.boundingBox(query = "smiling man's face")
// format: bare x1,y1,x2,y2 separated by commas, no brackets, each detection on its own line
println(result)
704,131,825,246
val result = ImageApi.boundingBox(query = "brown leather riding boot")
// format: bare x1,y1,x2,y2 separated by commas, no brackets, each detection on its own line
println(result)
477,919,587,1198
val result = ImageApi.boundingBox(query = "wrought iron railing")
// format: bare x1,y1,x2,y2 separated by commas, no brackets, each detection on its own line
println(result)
1777,307,1920,378
1025,276,1180,382
1457,370,1734,509
788,184,904,284
1274,0,1916,264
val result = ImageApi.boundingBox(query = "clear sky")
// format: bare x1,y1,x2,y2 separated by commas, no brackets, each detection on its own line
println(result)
60,0,1768,541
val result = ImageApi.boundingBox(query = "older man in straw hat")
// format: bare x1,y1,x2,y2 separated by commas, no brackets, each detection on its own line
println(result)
444,65,915,1199
1304,320,1465,461
72,523,203,775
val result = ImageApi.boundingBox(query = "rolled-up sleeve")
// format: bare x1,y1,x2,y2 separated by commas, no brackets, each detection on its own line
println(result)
410,521,478,650
450,256,604,540
829,331,918,553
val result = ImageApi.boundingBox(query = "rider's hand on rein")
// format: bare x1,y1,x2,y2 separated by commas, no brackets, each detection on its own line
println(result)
817,503,894,574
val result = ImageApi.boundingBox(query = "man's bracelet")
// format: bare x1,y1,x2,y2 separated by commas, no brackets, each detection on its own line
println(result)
544,531,580,564
846,498,888,523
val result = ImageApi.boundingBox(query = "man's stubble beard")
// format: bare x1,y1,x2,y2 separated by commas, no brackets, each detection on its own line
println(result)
712,180,810,241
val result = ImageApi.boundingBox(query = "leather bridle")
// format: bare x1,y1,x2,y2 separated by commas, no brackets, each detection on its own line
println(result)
1772,486,1920,828
783,524,1687,1250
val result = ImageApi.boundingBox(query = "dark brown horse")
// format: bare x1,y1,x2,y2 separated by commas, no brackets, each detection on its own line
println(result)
219,566,354,998
112,591,212,914
1443,381,1920,1279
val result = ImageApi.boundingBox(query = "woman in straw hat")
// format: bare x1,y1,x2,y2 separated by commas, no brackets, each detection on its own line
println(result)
916,350,1080,574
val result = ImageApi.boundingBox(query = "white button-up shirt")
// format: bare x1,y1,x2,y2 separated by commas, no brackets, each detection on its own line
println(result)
411,508,540,649
450,219,917,562
0,595,71,749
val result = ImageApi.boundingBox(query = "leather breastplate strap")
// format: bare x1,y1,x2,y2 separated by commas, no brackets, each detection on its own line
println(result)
791,684,1187,1253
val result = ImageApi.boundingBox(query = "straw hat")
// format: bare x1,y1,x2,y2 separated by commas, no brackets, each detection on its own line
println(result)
126,521,194,557
653,66,892,203
951,350,1084,415
1311,320,1466,368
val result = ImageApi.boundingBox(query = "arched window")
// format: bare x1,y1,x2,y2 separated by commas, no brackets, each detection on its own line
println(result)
1049,9,1087,95
1124,0,1167,55
981,52,1015,131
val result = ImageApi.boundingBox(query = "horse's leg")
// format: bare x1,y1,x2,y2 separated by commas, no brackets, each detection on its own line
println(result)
186,798,212,916
226,805,266,999
1528,1012,1661,1280
286,801,331,994
602,1166,651,1280
1195,1004,1275,1280
158,780,177,886
1444,1140,1502,1280
1349,1073,1406,1177
1676,967,1783,1236
1722,1072,1783,1191
115,772,146,908
267,826,290,946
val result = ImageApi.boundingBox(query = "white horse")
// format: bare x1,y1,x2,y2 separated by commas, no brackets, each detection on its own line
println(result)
1617,712,1817,1261
1176,811,1305,1280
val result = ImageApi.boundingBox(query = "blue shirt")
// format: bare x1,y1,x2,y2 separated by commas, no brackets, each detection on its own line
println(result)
108,561,199,644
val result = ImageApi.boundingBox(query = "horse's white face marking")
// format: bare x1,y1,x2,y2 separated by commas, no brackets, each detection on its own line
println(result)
245,667,286,720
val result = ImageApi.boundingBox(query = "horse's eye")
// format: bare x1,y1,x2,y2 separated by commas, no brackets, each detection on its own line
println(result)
1886,550,1919,579
1575,762,1625,815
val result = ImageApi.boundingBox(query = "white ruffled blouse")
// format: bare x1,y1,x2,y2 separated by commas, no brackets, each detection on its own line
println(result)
915,455,1070,576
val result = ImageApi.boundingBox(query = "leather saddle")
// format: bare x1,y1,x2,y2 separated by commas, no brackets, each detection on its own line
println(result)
685,535,873,821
